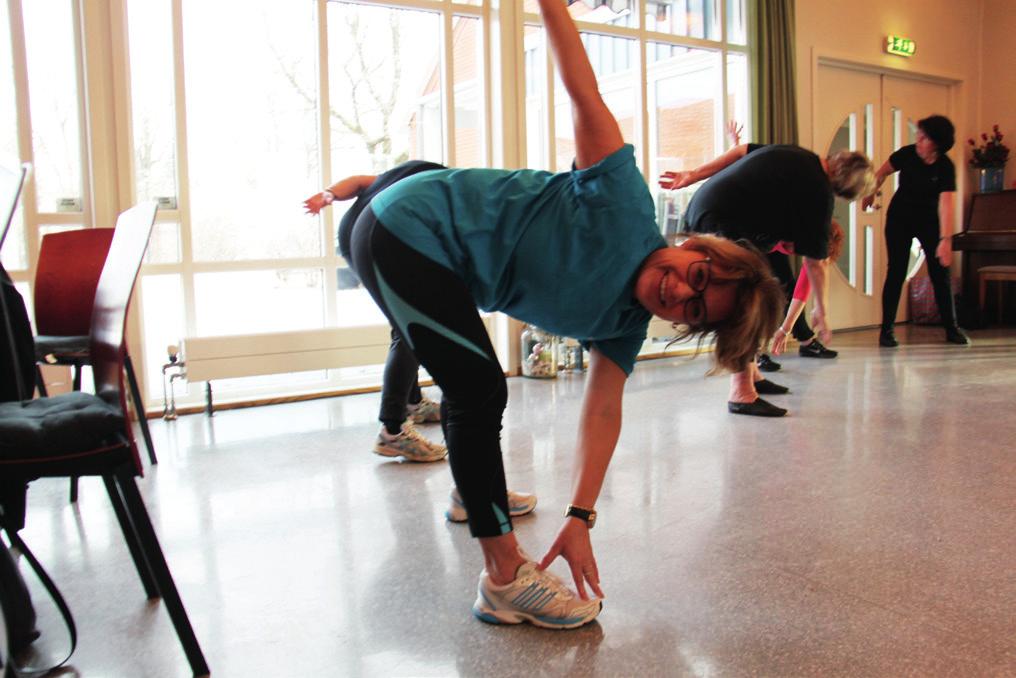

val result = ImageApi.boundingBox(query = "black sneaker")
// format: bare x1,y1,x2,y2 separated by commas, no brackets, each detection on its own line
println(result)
757,353,781,372
798,339,838,359
879,329,898,348
945,327,970,345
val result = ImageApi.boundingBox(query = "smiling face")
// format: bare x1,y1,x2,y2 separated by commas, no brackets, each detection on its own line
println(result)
634,245,737,325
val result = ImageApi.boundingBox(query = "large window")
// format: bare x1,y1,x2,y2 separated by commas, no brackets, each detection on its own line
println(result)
126,0,492,407
2,0,750,411
524,0,750,277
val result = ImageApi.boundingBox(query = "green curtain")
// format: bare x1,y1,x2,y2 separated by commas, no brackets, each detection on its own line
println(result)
752,0,798,145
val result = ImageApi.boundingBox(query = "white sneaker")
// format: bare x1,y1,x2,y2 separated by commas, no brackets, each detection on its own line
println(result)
407,396,441,424
445,487,537,523
473,561,602,629
373,423,447,463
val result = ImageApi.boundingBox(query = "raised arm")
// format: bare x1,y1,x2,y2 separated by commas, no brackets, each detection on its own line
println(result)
303,174,375,215
539,347,625,600
860,160,895,211
537,0,623,169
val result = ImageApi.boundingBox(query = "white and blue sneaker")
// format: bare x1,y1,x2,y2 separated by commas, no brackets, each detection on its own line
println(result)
445,487,537,523
407,396,441,424
373,423,447,463
473,561,602,629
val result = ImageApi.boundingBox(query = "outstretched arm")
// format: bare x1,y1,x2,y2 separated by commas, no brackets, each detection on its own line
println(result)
803,256,831,344
659,144,750,190
303,174,375,215
861,160,895,211
539,347,625,600
537,0,623,169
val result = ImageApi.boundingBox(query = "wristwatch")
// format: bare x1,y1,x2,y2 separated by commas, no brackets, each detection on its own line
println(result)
565,504,597,528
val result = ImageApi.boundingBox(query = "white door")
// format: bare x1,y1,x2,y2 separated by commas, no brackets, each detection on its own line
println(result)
816,63,954,330
815,65,882,329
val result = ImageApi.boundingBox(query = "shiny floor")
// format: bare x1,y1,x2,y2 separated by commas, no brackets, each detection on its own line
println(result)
12,326,1016,677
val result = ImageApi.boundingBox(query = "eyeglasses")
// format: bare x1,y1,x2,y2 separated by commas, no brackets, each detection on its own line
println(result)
684,258,711,327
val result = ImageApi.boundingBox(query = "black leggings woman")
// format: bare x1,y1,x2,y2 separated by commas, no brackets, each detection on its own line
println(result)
305,0,782,629
863,115,969,346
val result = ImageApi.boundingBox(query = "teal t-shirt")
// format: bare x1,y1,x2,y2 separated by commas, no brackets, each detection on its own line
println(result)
370,145,665,375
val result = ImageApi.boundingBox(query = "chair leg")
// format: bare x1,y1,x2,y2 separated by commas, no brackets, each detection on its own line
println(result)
113,464,209,677
72,364,82,391
35,365,48,397
69,477,79,503
125,355,158,465
102,473,158,599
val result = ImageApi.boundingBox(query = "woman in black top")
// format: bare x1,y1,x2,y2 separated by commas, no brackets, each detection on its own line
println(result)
863,115,969,346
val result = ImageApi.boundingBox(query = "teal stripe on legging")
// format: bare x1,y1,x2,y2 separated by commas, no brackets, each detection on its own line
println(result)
492,503,511,535
373,264,491,363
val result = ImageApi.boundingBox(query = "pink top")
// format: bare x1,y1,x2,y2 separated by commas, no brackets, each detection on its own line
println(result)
772,241,811,301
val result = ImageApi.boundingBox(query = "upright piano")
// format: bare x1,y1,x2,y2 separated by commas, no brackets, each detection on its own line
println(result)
952,189,1016,324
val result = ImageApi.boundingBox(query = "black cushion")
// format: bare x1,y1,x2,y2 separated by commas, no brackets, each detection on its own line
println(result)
0,391,124,460
34,334,89,361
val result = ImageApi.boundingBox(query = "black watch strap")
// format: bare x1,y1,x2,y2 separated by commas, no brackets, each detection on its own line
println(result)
565,504,596,528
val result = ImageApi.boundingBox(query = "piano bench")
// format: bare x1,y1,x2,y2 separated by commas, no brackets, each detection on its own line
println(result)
978,265,1016,323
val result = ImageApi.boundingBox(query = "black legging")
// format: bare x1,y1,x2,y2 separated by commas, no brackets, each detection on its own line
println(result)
350,205,512,539
766,250,814,342
881,216,957,330
337,161,445,430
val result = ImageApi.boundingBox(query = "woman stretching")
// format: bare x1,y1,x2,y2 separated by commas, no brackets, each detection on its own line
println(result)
306,0,781,629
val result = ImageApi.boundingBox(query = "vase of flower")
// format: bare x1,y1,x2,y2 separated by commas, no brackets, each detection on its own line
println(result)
968,125,1009,193
977,167,1005,193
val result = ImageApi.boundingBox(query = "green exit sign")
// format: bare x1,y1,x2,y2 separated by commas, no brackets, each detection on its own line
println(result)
886,35,916,57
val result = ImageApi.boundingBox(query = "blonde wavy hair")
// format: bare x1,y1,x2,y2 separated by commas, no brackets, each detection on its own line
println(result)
670,234,784,374
827,150,875,200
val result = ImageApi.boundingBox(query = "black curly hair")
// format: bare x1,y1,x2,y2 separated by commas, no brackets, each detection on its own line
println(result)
918,115,955,153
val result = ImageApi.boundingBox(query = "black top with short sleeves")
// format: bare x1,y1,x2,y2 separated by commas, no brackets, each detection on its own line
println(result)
681,144,833,260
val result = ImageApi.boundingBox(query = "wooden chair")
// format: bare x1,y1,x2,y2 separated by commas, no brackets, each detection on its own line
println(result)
33,228,158,501
978,265,1016,324
0,202,209,677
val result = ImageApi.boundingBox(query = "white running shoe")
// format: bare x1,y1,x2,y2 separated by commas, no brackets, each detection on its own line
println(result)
445,487,537,523
373,423,447,463
473,561,602,629
407,396,441,424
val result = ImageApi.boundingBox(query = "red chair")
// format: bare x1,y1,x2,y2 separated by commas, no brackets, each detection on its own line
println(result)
0,202,209,676
33,228,158,500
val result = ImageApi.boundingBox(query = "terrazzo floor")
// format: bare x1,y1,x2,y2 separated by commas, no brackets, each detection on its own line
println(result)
8,326,1016,677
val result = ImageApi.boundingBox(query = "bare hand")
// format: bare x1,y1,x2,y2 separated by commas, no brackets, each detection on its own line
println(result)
771,329,789,355
810,308,832,344
658,170,696,191
302,192,332,216
539,518,603,600
726,120,743,146
936,238,953,267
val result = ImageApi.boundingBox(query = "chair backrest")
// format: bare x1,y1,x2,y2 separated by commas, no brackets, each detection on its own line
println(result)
90,203,157,464
34,228,115,337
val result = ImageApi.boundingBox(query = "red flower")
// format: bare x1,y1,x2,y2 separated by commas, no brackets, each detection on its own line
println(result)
968,138,976,145
982,133,989,141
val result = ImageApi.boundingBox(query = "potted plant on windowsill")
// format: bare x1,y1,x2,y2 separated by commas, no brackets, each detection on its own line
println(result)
968,125,1009,193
